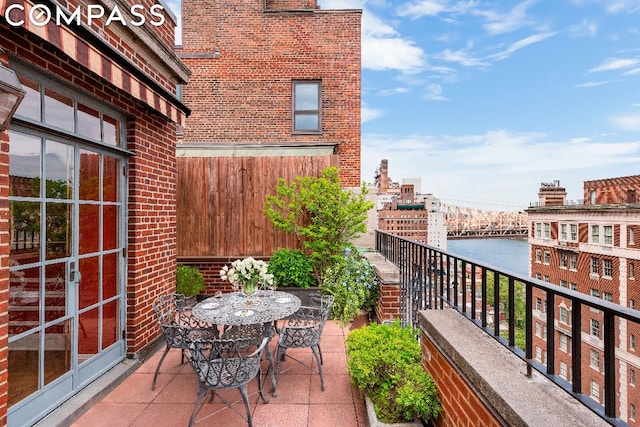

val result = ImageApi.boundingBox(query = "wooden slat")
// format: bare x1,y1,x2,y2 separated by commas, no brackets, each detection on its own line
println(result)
177,154,338,257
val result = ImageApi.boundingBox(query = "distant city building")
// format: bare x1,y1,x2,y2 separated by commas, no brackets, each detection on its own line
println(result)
375,160,447,249
526,176,640,425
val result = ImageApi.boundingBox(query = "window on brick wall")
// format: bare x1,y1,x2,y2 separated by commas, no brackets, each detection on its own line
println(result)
543,250,550,264
604,225,613,245
559,333,569,351
560,361,568,380
292,80,321,133
631,404,637,421
591,319,600,338
535,249,542,263
590,380,600,402
591,257,599,275
591,224,600,244
560,306,569,324
590,349,600,370
603,259,613,278
570,253,578,271
560,252,567,268
631,368,636,386
630,263,635,280
560,223,568,241
631,334,636,351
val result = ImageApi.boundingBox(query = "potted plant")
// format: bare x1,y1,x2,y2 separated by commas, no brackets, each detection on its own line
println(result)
321,248,380,325
219,257,274,296
346,321,441,425
267,248,319,304
265,166,374,285
176,265,205,307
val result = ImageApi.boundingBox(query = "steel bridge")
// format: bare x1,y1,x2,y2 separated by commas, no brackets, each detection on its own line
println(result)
443,203,528,239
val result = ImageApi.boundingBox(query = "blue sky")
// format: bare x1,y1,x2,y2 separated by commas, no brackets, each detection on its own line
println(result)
167,0,640,211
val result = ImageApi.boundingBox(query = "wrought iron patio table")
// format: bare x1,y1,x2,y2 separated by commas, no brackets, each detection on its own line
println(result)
192,290,301,396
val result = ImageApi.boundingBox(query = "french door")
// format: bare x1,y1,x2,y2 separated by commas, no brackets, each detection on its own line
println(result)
7,128,126,426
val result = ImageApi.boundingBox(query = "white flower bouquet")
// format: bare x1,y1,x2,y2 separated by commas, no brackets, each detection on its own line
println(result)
220,257,274,296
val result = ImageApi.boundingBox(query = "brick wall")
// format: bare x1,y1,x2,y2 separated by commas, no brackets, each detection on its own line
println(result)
178,0,361,186
584,175,640,205
125,114,178,354
421,331,502,427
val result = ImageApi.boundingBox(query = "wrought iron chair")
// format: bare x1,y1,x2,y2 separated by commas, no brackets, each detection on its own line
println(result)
151,294,217,391
274,294,334,393
186,335,269,427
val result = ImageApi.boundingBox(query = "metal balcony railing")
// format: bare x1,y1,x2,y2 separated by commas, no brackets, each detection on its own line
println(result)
375,230,640,426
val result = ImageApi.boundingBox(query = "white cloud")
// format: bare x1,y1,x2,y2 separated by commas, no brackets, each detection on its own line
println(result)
610,113,640,131
362,36,426,72
362,105,385,123
396,0,478,19
362,130,640,206
575,81,609,88
437,46,490,68
589,57,640,72
378,87,410,96
424,83,448,101
487,32,556,61
568,19,598,38
475,0,538,35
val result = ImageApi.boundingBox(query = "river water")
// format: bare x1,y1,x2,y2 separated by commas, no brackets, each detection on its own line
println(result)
446,238,529,277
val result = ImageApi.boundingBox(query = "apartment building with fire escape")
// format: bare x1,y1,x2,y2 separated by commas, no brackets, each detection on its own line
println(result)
526,176,640,425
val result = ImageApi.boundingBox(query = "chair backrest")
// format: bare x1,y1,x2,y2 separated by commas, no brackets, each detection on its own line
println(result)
187,335,268,389
152,294,215,349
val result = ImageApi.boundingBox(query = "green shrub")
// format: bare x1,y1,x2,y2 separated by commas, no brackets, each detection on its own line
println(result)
176,265,205,296
267,248,317,288
346,321,441,423
321,248,379,325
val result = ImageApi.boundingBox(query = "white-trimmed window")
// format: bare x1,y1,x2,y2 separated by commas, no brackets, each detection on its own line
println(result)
535,346,542,362
560,361,568,380
630,228,635,245
631,403,636,421
560,223,568,241
590,349,600,369
544,222,550,239
560,252,567,268
631,299,636,310
292,80,321,133
591,288,600,298
535,322,542,337
630,263,635,280
559,333,568,352
631,369,636,386
591,319,600,338
631,334,636,351
570,254,578,271
602,292,613,302
591,225,599,244
543,250,550,265
570,224,578,241
590,380,600,402
535,222,542,238
570,282,577,290
603,259,613,278
560,306,569,324
591,257,599,275
535,249,542,263
604,225,613,245
560,280,568,288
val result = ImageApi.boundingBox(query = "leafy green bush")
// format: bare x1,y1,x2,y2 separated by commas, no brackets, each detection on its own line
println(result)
176,265,205,296
346,321,441,423
321,248,379,325
267,248,317,288
265,166,374,283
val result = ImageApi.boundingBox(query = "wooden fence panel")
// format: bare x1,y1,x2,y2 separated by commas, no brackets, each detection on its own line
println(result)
177,154,338,257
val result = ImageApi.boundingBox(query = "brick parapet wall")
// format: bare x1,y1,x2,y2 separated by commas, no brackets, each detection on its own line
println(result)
363,252,401,322
419,310,609,427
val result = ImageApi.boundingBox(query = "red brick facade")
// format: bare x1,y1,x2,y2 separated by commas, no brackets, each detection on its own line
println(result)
1,2,188,423
527,177,640,425
584,175,640,205
421,330,502,427
178,0,362,186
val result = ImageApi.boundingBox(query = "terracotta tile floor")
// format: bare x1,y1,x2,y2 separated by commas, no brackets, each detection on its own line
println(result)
71,315,370,427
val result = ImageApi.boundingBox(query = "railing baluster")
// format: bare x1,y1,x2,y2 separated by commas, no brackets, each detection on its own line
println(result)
481,268,487,328
546,291,555,375
571,301,582,394
603,310,616,418
508,277,515,347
